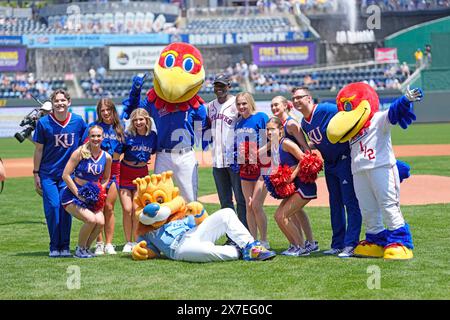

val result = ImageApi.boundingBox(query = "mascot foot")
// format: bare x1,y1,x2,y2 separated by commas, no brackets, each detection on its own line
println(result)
354,241,384,258
383,243,413,260
242,241,276,261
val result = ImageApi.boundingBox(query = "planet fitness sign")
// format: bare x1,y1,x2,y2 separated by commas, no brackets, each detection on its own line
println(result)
252,41,316,67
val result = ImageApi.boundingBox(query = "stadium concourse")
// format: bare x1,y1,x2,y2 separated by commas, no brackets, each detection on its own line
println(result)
4,144,450,206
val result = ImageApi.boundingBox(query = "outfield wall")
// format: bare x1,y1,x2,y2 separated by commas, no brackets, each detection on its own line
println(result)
0,90,449,138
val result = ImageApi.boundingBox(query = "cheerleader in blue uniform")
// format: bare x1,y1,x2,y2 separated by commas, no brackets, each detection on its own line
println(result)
114,108,157,253
262,117,317,257
234,92,270,249
62,125,112,258
270,96,319,255
83,99,125,255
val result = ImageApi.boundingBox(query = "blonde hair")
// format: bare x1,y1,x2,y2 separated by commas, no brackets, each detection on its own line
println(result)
80,125,103,159
127,108,152,136
236,92,257,114
272,95,298,121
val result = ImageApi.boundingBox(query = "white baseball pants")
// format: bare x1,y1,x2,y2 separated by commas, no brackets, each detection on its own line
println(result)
173,208,254,262
353,164,405,234
154,150,198,202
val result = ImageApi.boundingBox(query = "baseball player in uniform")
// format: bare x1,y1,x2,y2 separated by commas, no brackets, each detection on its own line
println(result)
206,73,247,228
327,83,423,260
33,89,87,258
292,86,362,258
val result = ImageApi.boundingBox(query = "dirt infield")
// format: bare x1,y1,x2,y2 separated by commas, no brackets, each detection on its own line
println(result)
4,144,450,205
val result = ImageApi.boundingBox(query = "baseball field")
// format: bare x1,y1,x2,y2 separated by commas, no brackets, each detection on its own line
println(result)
0,123,449,300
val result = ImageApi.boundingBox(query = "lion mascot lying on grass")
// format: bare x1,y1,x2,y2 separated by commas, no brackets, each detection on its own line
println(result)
132,171,276,262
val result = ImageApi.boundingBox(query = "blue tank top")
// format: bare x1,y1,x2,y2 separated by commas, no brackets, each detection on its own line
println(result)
74,150,107,182
279,138,298,167
283,116,298,143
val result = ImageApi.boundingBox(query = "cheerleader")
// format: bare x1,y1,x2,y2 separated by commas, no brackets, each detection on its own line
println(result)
83,98,124,255
270,96,319,255
234,92,270,249
62,125,112,258
262,117,317,256
115,108,157,253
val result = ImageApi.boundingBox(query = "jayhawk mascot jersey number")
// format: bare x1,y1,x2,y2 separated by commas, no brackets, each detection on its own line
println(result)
326,82,423,260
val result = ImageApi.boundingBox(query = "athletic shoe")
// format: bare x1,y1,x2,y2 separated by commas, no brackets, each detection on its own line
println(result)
104,243,117,255
305,240,320,253
338,246,355,258
295,246,311,257
323,248,343,255
260,240,271,250
74,247,94,258
122,242,134,253
94,242,105,255
49,250,60,258
281,244,298,256
242,241,276,261
59,249,72,258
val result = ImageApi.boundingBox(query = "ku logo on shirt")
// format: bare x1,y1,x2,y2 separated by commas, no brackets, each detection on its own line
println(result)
307,127,323,145
54,133,75,148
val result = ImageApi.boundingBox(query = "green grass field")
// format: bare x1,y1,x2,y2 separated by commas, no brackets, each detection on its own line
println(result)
0,123,449,300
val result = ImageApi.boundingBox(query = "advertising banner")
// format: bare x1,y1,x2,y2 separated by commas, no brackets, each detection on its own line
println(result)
252,42,316,67
0,47,26,72
375,48,398,63
109,46,164,70
0,36,23,46
23,33,169,48
171,31,308,46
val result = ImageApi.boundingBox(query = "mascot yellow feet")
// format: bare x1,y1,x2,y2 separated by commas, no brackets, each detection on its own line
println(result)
383,243,414,260
354,241,384,258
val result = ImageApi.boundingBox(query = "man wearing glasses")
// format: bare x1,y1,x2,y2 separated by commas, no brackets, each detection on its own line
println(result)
291,86,362,258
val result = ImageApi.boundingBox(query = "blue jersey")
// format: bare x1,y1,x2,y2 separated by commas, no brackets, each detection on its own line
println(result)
82,121,124,156
117,131,157,164
74,150,107,182
33,113,87,178
301,103,350,164
142,100,208,151
283,116,298,144
279,138,298,167
235,112,269,149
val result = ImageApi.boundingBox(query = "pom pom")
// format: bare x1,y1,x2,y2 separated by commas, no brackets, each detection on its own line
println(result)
73,182,106,212
298,152,323,183
263,165,296,199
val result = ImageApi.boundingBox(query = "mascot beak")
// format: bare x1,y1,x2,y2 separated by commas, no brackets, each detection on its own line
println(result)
326,100,372,143
153,64,205,103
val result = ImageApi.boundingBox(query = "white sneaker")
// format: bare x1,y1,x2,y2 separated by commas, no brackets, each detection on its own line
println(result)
122,242,134,253
305,240,320,253
60,249,72,257
49,250,60,258
74,247,95,258
260,240,271,250
295,246,311,257
323,248,343,255
338,246,355,258
104,243,117,255
94,242,105,255
281,244,298,256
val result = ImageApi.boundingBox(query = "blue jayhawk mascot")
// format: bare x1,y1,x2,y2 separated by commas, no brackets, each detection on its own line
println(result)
326,83,423,260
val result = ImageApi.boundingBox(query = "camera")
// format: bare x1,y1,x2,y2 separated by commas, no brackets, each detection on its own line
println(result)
14,101,52,143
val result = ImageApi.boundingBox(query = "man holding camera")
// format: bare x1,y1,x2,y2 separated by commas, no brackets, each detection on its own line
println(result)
33,89,87,258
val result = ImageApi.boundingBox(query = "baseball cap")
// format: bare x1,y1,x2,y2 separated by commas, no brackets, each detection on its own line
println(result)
213,73,230,86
